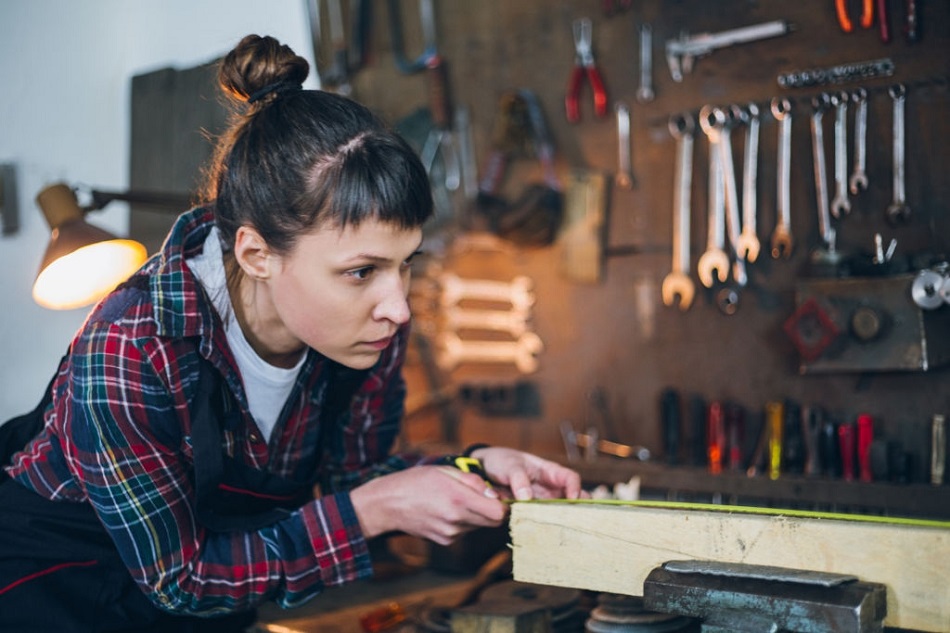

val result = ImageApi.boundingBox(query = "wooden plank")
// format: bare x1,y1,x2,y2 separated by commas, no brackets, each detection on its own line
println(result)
510,501,950,632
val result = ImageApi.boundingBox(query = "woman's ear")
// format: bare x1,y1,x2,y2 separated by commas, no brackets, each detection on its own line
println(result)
233,225,274,280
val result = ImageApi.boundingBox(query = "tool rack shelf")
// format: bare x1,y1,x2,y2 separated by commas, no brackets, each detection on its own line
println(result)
567,458,950,520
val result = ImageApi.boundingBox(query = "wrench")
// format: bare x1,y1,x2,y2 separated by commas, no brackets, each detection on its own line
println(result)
615,102,634,190
849,88,869,195
716,106,747,287
770,97,794,259
444,305,531,337
662,113,696,310
436,332,543,374
697,106,730,288
810,93,834,249
636,23,655,103
735,103,761,263
440,273,535,311
830,92,851,218
886,84,911,225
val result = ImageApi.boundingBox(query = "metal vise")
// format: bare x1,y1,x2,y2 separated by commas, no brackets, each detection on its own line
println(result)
643,560,887,633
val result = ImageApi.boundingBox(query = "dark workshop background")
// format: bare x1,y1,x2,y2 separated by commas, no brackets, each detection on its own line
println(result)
128,1,950,509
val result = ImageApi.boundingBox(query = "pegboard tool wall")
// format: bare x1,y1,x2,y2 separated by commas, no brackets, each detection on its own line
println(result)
350,0,949,470
129,1,950,477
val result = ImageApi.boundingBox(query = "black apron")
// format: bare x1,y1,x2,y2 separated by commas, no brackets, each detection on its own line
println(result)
0,356,364,633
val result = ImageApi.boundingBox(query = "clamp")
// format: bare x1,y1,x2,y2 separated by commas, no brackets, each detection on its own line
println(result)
565,18,608,123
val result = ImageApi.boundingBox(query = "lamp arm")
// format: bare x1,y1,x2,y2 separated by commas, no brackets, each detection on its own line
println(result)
86,189,194,213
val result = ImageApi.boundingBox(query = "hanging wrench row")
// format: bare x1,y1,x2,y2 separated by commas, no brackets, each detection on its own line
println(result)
662,84,913,311
810,84,911,234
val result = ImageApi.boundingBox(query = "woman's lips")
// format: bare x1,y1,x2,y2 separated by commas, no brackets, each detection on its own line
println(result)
364,336,392,351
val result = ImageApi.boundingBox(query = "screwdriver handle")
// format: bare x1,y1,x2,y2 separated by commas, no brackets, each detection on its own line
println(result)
839,422,856,482
857,414,874,482
766,401,784,480
707,401,725,475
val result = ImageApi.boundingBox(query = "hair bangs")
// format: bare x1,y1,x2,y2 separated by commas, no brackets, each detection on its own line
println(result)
323,133,434,231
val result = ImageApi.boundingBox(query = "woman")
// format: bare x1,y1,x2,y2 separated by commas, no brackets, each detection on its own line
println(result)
0,34,582,631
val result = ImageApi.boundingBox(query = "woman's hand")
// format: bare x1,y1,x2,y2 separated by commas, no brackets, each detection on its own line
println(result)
470,447,585,501
350,466,506,545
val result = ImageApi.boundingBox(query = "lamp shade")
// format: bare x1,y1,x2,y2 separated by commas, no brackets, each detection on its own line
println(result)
32,184,147,310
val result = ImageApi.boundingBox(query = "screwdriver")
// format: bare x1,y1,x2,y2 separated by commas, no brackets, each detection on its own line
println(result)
766,401,784,480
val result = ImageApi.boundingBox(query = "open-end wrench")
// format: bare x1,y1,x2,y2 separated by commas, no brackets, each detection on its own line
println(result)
886,84,911,225
636,23,655,103
830,92,851,218
436,332,543,374
443,305,532,337
440,273,535,311
714,106,747,287
615,102,634,190
810,93,834,249
697,106,729,288
736,103,761,263
662,113,695,310
770,98,794,259
849,88,869,195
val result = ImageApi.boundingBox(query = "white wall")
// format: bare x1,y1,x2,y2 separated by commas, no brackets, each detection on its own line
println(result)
0,0,319,420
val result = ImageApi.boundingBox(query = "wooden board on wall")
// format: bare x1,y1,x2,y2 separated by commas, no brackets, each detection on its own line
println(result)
510,501,950,632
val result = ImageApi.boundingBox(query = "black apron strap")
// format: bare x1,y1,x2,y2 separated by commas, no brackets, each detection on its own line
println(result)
0,353,68,481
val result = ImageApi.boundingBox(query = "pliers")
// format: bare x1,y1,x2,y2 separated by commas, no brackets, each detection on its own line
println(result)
835,0,874,33
565,18,608,123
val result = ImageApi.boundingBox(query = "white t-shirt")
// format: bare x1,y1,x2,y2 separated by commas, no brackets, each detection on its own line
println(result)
186,227,304,442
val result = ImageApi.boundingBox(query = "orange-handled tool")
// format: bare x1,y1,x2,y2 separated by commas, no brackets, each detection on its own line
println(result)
707,401,725,474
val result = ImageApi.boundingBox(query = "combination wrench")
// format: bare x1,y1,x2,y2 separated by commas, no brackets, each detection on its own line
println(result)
770,98,794,259
886,84,911,225
662,113,695,310
697,106,729,288
712,106,747,287
636,23,655,103
830,92,851,218
849,88,869,195
810,94,834,250
735,103,761,263
615,102,634,189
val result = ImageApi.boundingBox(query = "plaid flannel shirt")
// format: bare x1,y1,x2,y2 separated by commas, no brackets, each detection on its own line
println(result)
6,207,427,615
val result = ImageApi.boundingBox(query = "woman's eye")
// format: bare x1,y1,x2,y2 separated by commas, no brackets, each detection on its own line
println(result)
403,250,423,268
348,266,374,281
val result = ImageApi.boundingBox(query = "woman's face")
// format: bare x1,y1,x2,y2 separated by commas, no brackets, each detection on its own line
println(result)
266,218,423,369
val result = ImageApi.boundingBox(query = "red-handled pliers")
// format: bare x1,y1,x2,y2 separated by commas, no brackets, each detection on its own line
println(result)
565,18,608,123
835,0,874,33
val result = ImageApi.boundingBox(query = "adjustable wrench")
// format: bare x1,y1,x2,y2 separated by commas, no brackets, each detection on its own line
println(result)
849,88,869,195
770,98,794,259
886,84,911,225
810,94,834,249
697,106,729,288
735,103,761,263
830,92,851,218
713,107,747,287
662,113,696,310
636,23,655,103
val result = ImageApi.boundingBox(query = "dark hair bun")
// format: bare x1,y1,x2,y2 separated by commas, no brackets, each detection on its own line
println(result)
219,34,309,104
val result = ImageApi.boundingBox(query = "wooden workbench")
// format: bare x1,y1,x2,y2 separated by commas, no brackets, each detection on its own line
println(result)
510,500,950,632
